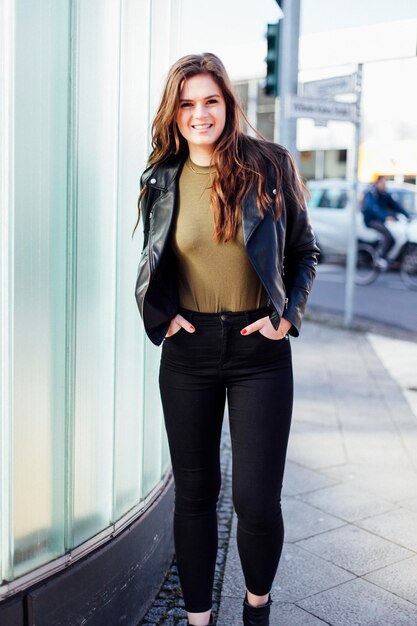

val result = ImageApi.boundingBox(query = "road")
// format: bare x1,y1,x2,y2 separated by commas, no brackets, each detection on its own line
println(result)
307,262,417,335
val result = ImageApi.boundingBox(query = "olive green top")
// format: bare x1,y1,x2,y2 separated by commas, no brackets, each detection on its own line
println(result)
170,156,267,312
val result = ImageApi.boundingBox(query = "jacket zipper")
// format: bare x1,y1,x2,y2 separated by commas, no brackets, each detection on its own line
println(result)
148,210,154,275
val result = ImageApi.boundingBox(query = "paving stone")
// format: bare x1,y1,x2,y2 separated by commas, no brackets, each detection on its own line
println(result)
229,512,238,538
295,523,413,576
355,507,417,552
364,555,417,605
340,431,414,468
399,496,417,512
282,460,338,496
287,420,346,469
217,595,329,626
273,542,355,603
297,482,397,523
318,463,417,502
282,496,345,542
293,401,338,426
367,333,417,410
297,577,417,625
272,602,331,625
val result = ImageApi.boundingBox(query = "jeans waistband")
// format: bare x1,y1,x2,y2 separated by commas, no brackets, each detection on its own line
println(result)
177,306,272,326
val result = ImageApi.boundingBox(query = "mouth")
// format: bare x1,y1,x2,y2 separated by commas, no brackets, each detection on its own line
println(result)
192,123,213,130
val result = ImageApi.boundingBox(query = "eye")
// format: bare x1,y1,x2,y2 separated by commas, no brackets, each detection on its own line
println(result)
206,99,218,105
180,102,192,108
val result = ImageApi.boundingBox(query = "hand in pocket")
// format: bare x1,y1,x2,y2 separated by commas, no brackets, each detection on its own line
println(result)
165,314,195,338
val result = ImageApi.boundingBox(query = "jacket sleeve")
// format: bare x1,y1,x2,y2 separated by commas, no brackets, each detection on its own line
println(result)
278,153,320,336
386,193,410,218
138,165,154,250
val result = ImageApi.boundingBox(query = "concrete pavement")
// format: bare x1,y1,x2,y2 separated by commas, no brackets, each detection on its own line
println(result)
217,321,417,626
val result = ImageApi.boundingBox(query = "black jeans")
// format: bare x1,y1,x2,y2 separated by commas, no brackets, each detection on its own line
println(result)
159,306,293,613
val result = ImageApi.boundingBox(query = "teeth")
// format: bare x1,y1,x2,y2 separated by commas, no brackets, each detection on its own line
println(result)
193,124,211,129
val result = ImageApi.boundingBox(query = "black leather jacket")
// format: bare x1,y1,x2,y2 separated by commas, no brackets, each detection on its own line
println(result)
135,152,319,346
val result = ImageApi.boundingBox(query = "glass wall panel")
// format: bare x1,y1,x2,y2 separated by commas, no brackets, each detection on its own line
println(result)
1,0,182,589
141,342,165,498
72,0,121,547
140,0,176,499
113,0,150,519
0,0,14,586
12,0,69,578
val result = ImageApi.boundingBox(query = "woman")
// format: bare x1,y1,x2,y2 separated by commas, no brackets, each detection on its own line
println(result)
134,53,318,626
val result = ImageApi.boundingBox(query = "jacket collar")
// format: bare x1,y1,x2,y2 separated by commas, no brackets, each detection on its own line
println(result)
145,152,266,245
145,153,186,191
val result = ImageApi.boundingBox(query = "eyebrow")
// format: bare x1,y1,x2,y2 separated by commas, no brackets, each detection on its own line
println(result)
179,94,221,102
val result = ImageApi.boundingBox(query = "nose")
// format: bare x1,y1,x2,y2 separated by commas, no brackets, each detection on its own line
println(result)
194,102,208,119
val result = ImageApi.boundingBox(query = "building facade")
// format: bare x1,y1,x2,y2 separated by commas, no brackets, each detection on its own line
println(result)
0,1,181,624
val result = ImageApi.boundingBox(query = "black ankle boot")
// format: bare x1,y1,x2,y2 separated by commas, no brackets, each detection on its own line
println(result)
242,592,273,626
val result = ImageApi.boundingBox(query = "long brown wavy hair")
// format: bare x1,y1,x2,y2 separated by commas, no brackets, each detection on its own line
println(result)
133,53,307,242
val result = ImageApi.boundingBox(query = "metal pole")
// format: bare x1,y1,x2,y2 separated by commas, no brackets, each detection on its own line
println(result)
278,0,301,164
344,63,363,328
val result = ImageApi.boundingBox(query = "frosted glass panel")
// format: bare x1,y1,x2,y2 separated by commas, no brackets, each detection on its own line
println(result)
139,0,174,498
113,0,149,519
72,0,121,547
12,0,69,578
1,0,179,588
141,343,165,499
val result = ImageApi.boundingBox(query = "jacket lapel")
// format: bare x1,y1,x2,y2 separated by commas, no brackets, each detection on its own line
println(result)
242,189,264,245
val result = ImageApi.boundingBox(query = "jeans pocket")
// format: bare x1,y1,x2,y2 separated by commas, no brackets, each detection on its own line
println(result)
257,329,289,343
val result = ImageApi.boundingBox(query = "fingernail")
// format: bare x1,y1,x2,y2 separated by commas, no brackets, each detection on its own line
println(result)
241,329,247,335
189,325,195,331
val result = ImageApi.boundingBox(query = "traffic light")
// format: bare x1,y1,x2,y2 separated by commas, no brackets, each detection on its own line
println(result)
265,21,281,97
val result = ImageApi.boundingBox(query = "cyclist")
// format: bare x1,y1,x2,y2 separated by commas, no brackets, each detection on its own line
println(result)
362,175,410,269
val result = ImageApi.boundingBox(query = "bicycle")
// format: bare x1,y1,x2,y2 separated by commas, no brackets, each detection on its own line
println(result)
355,217,417,289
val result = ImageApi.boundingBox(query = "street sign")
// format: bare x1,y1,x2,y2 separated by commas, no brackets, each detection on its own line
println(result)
303,74,356,99
287,95,357,123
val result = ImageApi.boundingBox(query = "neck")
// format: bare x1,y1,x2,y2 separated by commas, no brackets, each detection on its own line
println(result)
188,146,214,166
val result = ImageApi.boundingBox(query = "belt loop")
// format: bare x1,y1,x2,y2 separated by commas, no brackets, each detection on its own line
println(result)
245,310,250,325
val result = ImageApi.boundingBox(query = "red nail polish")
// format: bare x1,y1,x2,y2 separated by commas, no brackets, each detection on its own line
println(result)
190,325,195,331
241,329,247,335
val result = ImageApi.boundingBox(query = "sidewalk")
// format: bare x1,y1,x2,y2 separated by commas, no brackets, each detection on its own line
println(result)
217,321,417,626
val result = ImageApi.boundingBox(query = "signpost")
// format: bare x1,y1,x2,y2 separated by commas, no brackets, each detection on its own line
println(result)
287,94,356,124
286,72,362,328
303,74,357,99
344,65,363,329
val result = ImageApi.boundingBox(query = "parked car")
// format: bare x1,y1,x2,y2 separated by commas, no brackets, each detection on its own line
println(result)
306,179,417,257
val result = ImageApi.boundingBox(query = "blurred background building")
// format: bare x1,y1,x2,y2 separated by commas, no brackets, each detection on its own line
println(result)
1,0,416,624
232,19,417,183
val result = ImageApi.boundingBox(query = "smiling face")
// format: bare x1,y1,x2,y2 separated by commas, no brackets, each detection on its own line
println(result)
175,73,226,163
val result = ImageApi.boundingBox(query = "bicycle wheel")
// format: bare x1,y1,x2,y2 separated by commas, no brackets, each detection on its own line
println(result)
400,243,417,290
355,244,379,285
